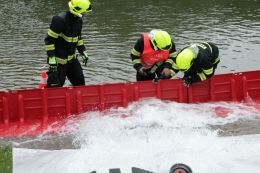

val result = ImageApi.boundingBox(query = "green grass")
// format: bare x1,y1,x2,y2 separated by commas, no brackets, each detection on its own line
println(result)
0,146,12,173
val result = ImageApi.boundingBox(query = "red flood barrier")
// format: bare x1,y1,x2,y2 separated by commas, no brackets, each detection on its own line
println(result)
0,70,260,136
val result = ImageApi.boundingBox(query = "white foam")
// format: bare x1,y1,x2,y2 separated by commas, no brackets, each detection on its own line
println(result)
13,99,260,173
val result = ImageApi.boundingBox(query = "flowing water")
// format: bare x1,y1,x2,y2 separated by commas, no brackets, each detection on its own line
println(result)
0,0,259,90
10,99,260,173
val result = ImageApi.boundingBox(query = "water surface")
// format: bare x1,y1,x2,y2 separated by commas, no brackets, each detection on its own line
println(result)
0,0,259,90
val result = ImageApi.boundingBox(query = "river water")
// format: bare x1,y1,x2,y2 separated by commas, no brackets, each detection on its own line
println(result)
0,0,259,90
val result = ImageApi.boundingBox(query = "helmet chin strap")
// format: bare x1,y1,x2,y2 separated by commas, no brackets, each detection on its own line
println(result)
151,40,158,50
78,13,83,18
69,9,83,18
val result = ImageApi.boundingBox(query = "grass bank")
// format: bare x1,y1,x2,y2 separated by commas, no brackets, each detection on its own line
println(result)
0,145,12,173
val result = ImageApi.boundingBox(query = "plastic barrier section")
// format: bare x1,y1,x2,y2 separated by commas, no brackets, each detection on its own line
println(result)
0,70,260,136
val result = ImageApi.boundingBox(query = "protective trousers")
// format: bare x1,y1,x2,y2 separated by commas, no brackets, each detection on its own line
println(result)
47,58,85,87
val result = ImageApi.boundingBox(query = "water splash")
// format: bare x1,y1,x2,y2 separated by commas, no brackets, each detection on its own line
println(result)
13,99,260,173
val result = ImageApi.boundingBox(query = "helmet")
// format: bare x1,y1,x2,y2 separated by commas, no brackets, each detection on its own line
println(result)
176,46,199,71
169,163,192,173
149,30,172,50
69,0,92,17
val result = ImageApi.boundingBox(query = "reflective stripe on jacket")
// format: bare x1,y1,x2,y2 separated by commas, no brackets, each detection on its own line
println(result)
44,11,86,65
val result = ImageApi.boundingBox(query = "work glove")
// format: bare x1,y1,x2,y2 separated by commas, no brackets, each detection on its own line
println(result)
153,71,168,84
82,51,88,66
159,72,167,79
183,76,193,87
153,68,171,83
48,56,57,72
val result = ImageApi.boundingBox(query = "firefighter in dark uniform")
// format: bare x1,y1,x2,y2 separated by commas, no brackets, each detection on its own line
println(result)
44,0,92,87
130,30,178,81
164,42,220,87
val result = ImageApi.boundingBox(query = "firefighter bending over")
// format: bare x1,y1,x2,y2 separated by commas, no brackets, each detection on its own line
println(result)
130,30,178,81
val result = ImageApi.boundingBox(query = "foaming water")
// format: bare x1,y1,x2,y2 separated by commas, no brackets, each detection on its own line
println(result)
13,99,260,173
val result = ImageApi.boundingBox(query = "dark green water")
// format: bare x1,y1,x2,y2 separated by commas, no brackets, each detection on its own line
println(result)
0,0,259,90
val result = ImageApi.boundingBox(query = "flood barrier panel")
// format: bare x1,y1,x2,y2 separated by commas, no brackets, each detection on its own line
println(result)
0,70,260,136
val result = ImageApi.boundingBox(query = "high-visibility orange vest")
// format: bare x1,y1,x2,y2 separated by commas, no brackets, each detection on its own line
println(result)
141,33,170,68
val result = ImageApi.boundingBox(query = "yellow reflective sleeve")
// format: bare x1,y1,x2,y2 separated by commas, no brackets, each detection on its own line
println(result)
156,61,163,66
60,33,79,43
165,59,174,64
203,42,213,53
44,44,55,51
47,29,59,38
170,69,176,76
150,65,157,73
203,68,213,75
171,62,179,70
133,59,141,64
131,49,140,56
77,39,84,46
48,56,57,65
198,72,207,81
214,57,220,64
150,61,163,73
169,52,178,58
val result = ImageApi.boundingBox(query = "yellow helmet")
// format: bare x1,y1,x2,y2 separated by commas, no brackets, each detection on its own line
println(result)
149,30,172,50
176,47,199,71
69,0,92,17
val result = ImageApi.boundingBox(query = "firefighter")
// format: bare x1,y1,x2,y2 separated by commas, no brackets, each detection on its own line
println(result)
165,42,220,87
130,30,177,81
44,0,92,87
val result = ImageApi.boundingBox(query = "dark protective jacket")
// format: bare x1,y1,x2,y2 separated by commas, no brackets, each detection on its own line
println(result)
44,11,86,65
130,34,177,75
165,42,220,83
